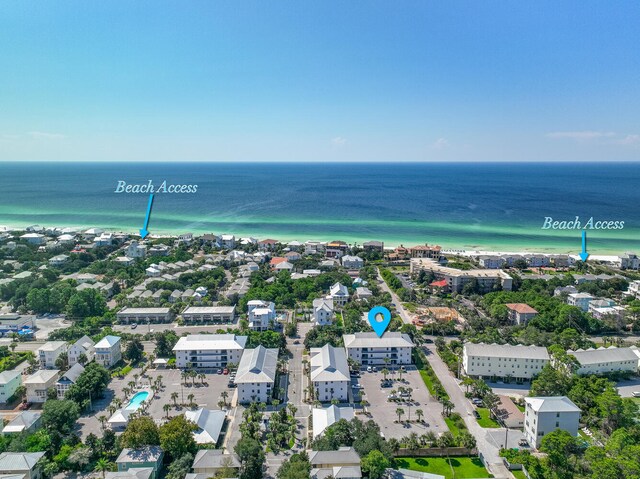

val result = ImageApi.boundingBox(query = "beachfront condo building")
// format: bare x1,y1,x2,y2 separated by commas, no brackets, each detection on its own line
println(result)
524,396,581,449
409,258,513,293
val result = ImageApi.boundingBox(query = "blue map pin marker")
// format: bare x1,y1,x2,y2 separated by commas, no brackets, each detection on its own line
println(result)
368,306,391,337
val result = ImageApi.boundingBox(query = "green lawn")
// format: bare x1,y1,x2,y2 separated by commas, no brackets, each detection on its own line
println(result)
444,416,463,436
419,370,437,396
395,457,493,478
511,470,527,479
476,408,501,428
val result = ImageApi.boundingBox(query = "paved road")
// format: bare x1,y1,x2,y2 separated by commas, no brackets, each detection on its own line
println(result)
378,269,512,479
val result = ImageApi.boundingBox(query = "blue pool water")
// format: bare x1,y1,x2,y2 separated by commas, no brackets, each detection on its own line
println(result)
126,391,150,410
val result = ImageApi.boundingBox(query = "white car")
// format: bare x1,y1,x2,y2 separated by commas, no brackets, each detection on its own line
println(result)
633,391,640,397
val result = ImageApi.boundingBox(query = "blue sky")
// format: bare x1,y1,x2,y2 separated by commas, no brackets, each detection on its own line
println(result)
0,1,639,162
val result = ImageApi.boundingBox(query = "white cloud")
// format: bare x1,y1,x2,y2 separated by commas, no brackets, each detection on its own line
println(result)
614,134,640,145
28,131,66,140
546,131,616,140
330,136,347,147
431,137,449,149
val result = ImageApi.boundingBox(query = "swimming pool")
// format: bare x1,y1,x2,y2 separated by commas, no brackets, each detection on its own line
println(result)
125,391,150,411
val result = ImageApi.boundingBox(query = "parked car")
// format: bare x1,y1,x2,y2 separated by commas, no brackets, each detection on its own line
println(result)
293,339,300,344
228,381,236,388
518,439,529,447
223,368,229,375
381,380,392,388
353,384,364,389
367,366,373,373
372,366,378,372
387,394,397,400
217,368,223,374
633,391,640,397
473,410,481,419
471,398,483,405
131,323,137,329
424,338,433,343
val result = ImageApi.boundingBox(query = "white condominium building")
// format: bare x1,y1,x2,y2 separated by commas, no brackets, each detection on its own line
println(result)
524,396,581,448
173,334,247,369
116,307,174,324
568,346,640,375
409,258,513,293
235,345,278,403
310,344,350,402
181,306,236,324
343,332,414,366
462,343,550,381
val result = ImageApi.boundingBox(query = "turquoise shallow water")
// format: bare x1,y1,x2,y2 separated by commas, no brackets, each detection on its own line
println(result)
0,161,639,254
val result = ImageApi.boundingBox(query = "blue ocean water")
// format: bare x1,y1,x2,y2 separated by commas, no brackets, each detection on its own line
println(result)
0,161,638,254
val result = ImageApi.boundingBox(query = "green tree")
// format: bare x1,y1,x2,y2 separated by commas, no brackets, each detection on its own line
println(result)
124,338,145,363
159,415,197,459
165,452,194,479
120,416,160,449
42,399,80,435
361,450,390,479
277,452,311,479
94,458,115,479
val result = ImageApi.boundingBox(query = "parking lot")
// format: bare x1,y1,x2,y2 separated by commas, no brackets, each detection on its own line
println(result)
355,367,448,440
486,428,527,450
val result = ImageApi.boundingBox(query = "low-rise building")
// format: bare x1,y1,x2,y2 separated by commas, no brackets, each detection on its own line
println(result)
312,405,355,438
173,334,247,369
618,252,640,270
56,363,84,399
24,369,60,403
310,344,350,402
181,306,236,324
341,255,364,269
116,307,174,324
328,282,350,306
48,254,69,266
37,341,68,369
95,335,122,368
567,293,595,312
462,343,550,381
220,234,236,249
116,447,164,479
0,370,22,403
247,300,276,331
568,346,640,375
126,241,147,259
184,408,226,446
363,241,384,252
20,233,46,245
235,345,278,403
505,303,538,325
478,255,505,269
68,335,95,366
1,411,41,434
524,396,581,449
309,447,361,479
313,298,334,326
343,332,414,366
354,287,373,301
191,450,241,478
0,452,46,479
408,244,442,260
0,313,35,336
410,258,513,293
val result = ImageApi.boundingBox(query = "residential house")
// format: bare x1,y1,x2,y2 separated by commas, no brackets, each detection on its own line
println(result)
116,447,164,479
184,408,227,446
568,346,640,375
1,411,42,434
173,334,247,369
618,252,640,270
309,447,361,479
328,282,350,307
341,255,364,270
554,285,578,297
95,335,122,368
505,303,538,325
235,345,278,403
0,370,21,403
354,287,373,301
181,306,236,324
363,241,384,252
56,363,85,399
325,241,348,259
48,254,69,266
274,260,293,272
247,300,276,331
191,450,241,477
524,396,581,448
284,251,301,262
305,241,326,255
312,405,355,438
462,343,549,381
310,344,350,402
106,469,154,479
408,244,442,260
147,244,170,256
313,298,335,326
68,335,95,366
126,241,147,259
37,341,68,369
24,369,60,403
495,395,525,429
343,332,414,366
220,234,236,249
0,452,46,479
624,280,640,299
567,293,595,312
20,233,46,245
258,239,279,251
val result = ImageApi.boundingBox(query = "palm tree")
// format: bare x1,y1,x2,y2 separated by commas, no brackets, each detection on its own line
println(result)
287,404,297,418
107,405,116,416
163,403,171,419
9,341,17,353
396,407,405,423
98,415,107,430
442,399,454,416
171,392,179,407
381,368,389,381
78,352,88,365
94,458,115,479
188,393,195,407
133,373,139,385
199,373,206,385
416,408,424,423
221,391,229,406
113,398,123,408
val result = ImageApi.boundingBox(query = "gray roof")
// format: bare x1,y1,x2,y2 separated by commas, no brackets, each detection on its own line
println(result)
1,412,41,434
71,335,95,351
311,467,362,479
106,469,154,479
0,452,45,471
117,307,171,315
464,342,549,360
569,346,640,365
525,396,581,414
185,408,226,444
59,363,85,383
235,346,278,384
310,344,350,382
309,447,360,466
192,449,241,470
116,446,163,464
343,332,414,349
